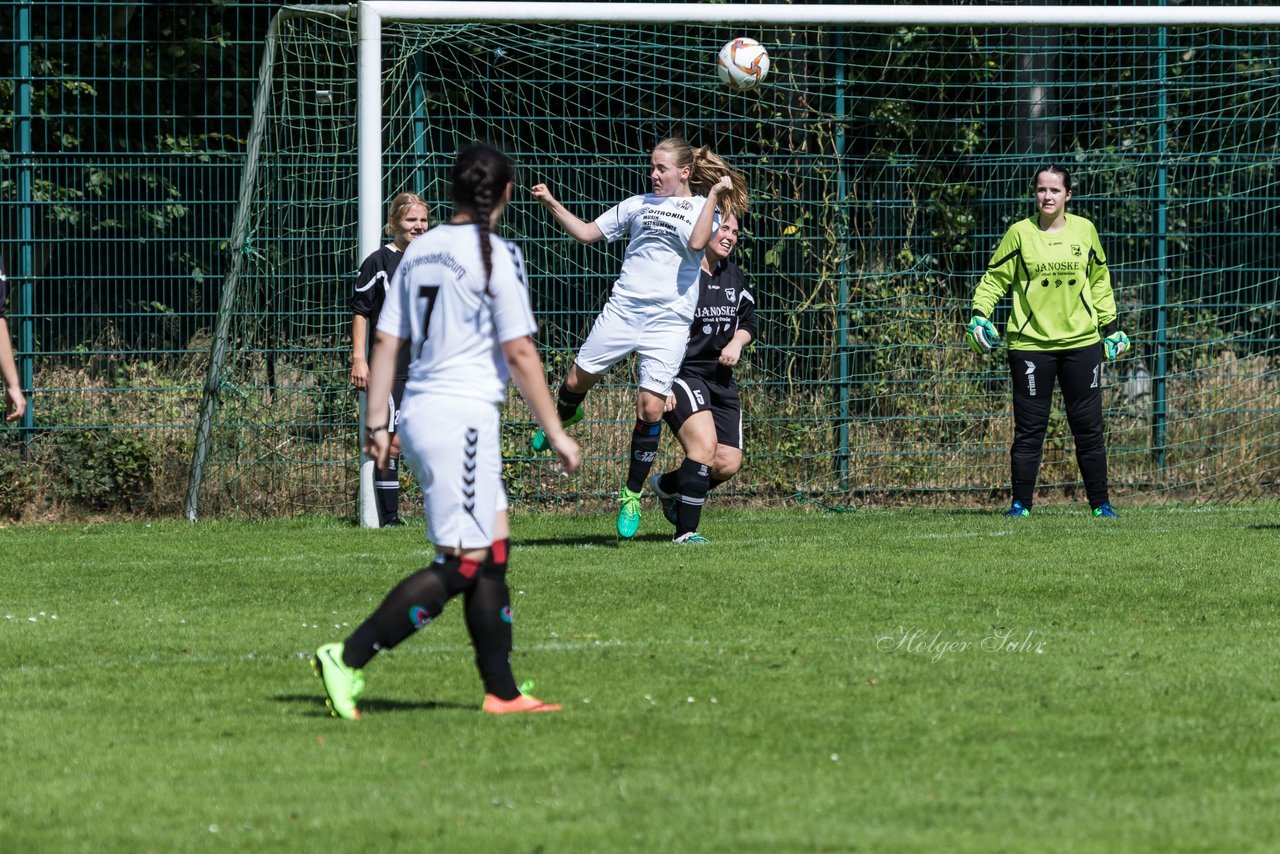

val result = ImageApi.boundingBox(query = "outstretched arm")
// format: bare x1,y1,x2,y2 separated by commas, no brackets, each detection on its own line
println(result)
530,184,604,244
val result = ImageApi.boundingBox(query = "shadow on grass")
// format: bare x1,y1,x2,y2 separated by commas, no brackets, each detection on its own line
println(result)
518,532,674,547
274,693,473,717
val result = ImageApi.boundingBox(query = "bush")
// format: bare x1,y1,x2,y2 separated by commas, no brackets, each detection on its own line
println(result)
0,446,39,520
49,429,155,511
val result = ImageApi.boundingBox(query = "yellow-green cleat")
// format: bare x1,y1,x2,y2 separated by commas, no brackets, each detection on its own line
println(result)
616,486,642,539
531,405,585,452
314,642,365,720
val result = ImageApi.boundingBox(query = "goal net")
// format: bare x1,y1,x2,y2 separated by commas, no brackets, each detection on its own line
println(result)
187,4,1280,519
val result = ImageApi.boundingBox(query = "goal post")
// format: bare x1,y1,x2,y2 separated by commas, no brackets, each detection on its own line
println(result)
185,2,1280,521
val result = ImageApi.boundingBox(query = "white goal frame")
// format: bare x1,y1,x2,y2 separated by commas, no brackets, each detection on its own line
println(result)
349,2,1280,526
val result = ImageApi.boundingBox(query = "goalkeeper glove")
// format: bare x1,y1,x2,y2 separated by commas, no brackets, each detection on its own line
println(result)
1103,330,1131,360
965,315,1001,354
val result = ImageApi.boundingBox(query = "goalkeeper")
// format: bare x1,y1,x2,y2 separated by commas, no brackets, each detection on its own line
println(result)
965,165,1130,519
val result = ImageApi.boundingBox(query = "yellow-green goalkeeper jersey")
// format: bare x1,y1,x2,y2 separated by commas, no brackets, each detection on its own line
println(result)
971,214,1118,352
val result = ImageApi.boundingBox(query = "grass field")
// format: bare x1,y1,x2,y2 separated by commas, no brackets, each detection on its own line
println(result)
3,504,1280,852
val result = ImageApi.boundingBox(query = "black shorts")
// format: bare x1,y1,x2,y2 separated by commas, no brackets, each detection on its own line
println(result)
664,375,743,450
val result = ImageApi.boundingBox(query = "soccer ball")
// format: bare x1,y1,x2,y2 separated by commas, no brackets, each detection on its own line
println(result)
716,38,770,92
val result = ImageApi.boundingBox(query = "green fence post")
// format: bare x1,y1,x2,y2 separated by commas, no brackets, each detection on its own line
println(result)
1152,20,1169,467
15,0,35,443
835,33,850,493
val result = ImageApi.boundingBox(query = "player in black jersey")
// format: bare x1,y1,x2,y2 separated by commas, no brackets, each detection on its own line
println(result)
350,193,429,526
0,258,26,422
648,214,757,543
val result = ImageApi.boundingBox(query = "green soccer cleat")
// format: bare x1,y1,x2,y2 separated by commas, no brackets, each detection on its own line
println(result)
313,642,365,721
531,405,585,452
673,531,709,545
648,473,679,527
616,486,642,539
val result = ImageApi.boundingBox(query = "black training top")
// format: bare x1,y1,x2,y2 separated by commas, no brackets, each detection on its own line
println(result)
679,259,758,383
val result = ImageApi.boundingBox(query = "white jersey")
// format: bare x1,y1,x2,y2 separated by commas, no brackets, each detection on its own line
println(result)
377,223,537,405
594,193,709,319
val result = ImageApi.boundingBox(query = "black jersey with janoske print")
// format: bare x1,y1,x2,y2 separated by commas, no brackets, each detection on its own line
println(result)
679,259,758,383
350,244,411,378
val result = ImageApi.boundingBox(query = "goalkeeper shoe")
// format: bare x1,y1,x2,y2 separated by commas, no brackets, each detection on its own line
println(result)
1092,502,1120,519
648,473,680,527
483,693,562,715
673,531,709,545
1005,500,1030,518
531,405,584,452
616,486,642,538
314,642,364,721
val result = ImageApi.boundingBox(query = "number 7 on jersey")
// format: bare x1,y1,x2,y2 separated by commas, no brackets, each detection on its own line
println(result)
416,285,440,357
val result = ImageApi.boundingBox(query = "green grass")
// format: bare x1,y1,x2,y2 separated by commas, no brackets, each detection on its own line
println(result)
3,505,1280,852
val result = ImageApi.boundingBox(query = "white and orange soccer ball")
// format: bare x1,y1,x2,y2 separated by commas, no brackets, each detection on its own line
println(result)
716,38,770,92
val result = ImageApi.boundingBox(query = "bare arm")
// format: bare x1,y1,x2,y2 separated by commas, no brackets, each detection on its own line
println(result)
0,319,25,422
530,184,604,245
717,328,754,367
690,176,731,252
503,335,581,475
350,314,369,388
362,328,402,467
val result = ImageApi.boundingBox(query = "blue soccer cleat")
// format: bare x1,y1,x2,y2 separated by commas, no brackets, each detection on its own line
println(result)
1092,502,1120,519
672,531,709,545
648,473,679,527
1005,500,1030,518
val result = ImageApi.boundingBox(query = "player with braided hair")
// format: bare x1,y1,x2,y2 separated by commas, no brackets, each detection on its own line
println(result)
529,137,747,539
350,192,429,526
315,143,580,719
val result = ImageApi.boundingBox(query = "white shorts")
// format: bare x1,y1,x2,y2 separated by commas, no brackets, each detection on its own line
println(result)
574,295,691,396
398,394,508,550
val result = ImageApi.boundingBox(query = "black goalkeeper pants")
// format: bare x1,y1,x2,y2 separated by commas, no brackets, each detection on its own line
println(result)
1008,343,1110,509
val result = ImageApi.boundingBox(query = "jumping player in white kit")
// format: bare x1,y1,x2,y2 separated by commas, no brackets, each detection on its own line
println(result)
529,137,748,539
314,143,580,719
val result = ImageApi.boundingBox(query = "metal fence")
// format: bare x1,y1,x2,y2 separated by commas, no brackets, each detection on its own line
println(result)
2,2,1277,521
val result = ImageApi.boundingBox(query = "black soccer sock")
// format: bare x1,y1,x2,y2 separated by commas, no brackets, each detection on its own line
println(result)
556,385,587,423
707,476,729,492
657,470,678,496
674,457,711,537
374,455,401,526
342,553,480,669
626,419,662,493
463,539,520,701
